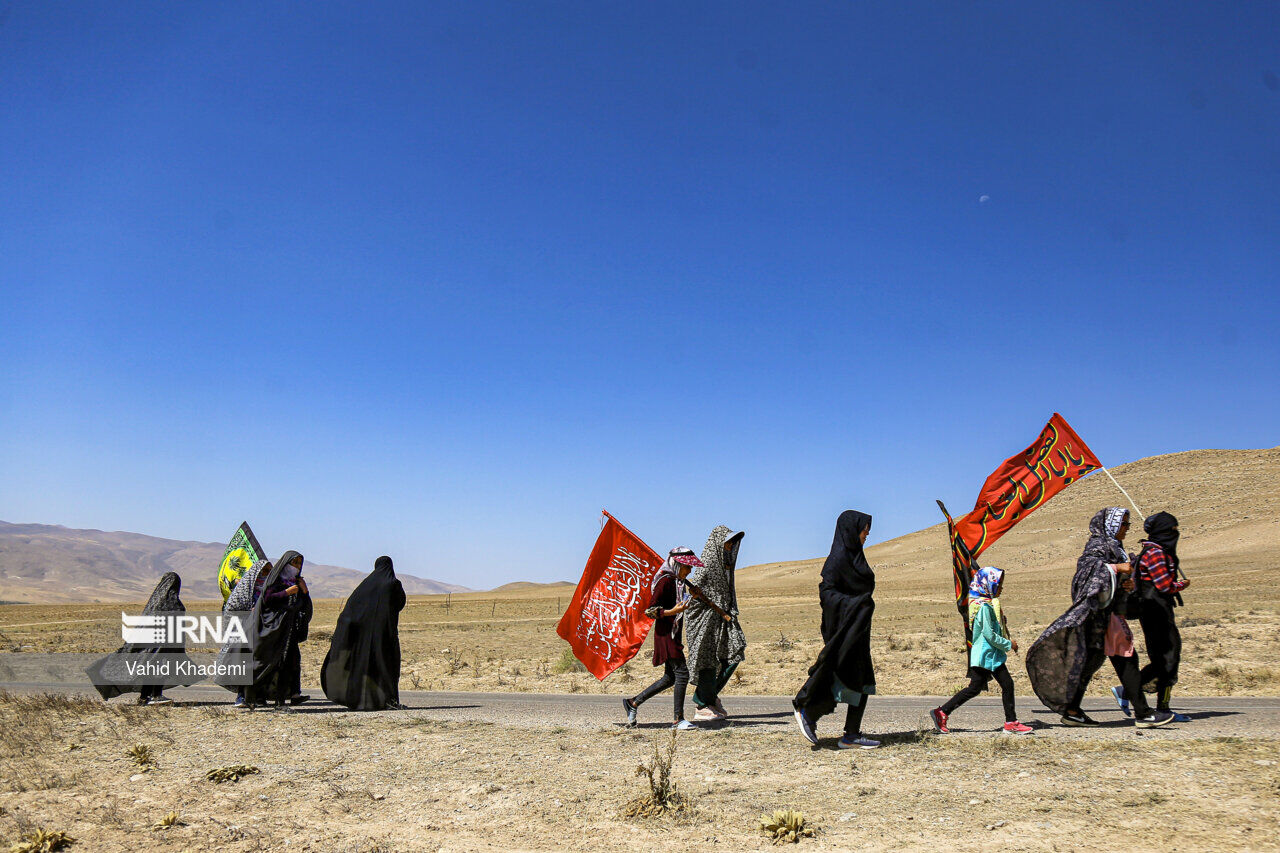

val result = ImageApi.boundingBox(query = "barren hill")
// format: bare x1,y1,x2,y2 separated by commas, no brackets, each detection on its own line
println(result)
0,522,471,604
737,447,1278,593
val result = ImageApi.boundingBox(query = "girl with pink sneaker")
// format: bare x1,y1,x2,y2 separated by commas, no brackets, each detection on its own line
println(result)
930,567,1033,735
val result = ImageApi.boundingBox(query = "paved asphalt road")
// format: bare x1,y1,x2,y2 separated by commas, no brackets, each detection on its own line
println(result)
6,682,1277,741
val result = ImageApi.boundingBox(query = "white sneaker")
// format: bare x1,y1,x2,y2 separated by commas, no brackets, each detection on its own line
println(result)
693,707,720,722
673,719,698,731
146,695,174,706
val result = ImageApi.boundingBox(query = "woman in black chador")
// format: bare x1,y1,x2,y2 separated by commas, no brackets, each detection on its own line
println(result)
793,510,880,749
220,550,312,709
87,572,194,705
321,555,406,711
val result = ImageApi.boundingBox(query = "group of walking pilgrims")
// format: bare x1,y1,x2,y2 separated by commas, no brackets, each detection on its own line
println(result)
624,505,1191,748
91,504,1193,745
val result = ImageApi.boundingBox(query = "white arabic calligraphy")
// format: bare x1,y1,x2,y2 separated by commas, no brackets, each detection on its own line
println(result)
575,545,656,663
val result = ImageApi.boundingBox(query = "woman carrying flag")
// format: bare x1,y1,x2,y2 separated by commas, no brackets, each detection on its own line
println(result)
622,547,701,730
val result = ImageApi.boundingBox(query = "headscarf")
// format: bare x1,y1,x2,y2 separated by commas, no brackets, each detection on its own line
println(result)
691,526,742,613
1143,511,1180,569
278,552,304,586
819,510,875,598
1103,506,1129,546
321,555,406,710
652,547,698,603
224,559,268,613
968,566,1004,603
143,572,184,616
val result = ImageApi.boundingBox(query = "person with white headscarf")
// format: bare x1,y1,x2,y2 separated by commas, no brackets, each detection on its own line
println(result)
622,547,701,730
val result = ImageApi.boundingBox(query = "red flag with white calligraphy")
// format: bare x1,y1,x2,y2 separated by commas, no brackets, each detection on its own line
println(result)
556,510,663,681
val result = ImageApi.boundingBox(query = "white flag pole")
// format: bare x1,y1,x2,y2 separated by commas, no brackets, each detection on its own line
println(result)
1101,464,1189,581
1101,465,1145,522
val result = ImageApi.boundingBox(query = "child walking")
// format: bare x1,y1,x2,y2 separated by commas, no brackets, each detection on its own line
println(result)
931,567,1033,734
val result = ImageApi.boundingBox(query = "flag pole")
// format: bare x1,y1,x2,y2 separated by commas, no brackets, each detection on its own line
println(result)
1101,465,1145,522
1100,465,1189,581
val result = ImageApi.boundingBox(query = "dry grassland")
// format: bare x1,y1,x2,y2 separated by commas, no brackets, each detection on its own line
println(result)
0,691,1277,852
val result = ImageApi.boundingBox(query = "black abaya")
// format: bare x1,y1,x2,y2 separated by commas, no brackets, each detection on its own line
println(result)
321,556,406,710
794,510,876,722
245,551,312,703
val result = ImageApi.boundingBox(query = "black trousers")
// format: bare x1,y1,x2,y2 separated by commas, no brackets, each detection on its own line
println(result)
940,665,1017,723
632,660,689,720
1110,654,1152,717
1070,655,1152,717
139,683,162,701
1138,598,1181,703
843,692,869,737
695,665,723,708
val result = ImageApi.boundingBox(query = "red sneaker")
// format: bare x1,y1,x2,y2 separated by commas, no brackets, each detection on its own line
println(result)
930,708,949,733
1003,721,1033,734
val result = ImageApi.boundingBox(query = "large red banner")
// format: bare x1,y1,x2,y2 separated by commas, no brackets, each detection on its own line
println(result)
556,510,663,681
945,413,1102,626
954,413,1101,557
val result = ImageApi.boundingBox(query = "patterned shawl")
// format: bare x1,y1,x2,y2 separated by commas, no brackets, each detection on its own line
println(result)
684,525,748,681
1025,508,1132,713
224,559,267,614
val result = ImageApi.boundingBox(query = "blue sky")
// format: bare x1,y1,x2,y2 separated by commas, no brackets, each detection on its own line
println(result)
2,2,1278,588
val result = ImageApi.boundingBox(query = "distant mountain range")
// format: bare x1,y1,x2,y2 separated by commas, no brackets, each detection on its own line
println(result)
0,521,471,604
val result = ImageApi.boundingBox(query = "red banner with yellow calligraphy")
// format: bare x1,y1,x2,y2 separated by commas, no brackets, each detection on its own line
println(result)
945,414,1101,639
556,511,664,681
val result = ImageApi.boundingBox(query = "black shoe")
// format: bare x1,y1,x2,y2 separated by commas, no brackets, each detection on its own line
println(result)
1135,709,1176,729
1060,711,1100,727
289,693,310,706
622,698,638,728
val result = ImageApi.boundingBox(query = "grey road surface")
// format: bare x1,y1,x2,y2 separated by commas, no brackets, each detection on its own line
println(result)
5,681,1277,741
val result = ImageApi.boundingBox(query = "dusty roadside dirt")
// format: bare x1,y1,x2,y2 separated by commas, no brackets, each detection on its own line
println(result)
1,692,1277,852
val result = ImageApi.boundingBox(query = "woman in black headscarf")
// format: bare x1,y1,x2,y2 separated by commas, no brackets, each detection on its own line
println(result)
793,511,879,749
233,551,312,708
321,556,406,711
1130,511,1190,720
87,572,194,704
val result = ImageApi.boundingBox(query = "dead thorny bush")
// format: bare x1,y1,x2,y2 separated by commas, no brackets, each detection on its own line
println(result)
759,809,814,845
623,729,691,818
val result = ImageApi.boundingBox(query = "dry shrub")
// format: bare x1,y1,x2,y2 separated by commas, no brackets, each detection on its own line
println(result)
775,632,795,651
151,812,186,830
552,647,586,674
127,743,156,770
444,650,465,676
0,691,104,756
206,764,260,783
759,809,814,844
8,828,75,852
623,729,691,818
